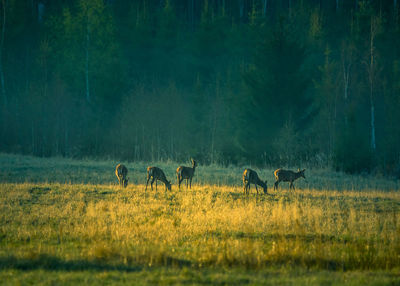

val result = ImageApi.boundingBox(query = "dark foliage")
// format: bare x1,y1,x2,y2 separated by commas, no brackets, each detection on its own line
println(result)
0,0,399,174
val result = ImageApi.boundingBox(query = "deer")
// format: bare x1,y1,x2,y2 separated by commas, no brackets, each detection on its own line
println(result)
145,166,172,191
115,164,128,188
176,159,197,190
273,168,306,190
242,169,268,195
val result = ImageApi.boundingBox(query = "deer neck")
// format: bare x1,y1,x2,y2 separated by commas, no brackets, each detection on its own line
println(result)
256,177,265,187
160,176,168,184
156,171,167,183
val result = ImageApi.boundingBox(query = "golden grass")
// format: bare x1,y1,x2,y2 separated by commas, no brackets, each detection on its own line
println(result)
0,154,399,284
1,182,399,273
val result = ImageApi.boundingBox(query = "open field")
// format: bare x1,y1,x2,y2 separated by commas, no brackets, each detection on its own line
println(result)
0,154,399,285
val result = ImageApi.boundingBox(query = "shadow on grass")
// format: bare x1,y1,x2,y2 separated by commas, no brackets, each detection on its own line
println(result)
0,254,142,272
205,230,354,245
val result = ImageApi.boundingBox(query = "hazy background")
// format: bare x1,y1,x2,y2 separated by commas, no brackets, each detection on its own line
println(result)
0,0,399,175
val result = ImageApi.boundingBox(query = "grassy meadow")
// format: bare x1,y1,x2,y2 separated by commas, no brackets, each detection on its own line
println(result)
0,153,399,285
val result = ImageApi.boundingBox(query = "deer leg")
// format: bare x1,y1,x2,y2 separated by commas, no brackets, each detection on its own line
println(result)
289,182,293,190
145,177,150,191
255,184,259,195
150,178,155,190
274,181,279,190
189,178,192,189
156,180,158,191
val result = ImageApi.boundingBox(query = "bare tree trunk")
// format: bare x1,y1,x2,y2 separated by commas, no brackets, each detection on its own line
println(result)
239,0,244,20
370,98,376,150
341,42,353,128
330,90,339,159
135,125,139,161
336,0,339,12
210,77,220,164
157,127,160,161
263,0,267,17
210,113,216,164
0,0,7,107
141,124,145,161
31,122,35,154
342,60,350,126
170,130,174,161
368,16,378,152
188,0,194,29
65,120,69,157
85,20,90,103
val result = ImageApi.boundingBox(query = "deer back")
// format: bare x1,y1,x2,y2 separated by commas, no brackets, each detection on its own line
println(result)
244,169,265,185
148,166,168,183
274,169,305,182
177,160,197,179
243,169,268,192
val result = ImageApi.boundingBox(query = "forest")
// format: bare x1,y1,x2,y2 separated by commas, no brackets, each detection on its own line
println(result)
0,0,399,175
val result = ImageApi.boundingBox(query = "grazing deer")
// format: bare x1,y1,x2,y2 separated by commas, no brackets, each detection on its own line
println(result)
145,166,172,191
176,159,197,189
242,168,268,195
274,168,306,190
115,164,128,188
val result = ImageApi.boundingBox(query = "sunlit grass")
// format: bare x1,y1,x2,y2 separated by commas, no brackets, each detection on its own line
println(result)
1,183,399,269
0,154,399,284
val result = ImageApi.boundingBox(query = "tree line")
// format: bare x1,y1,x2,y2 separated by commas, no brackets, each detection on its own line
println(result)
0,0,399,175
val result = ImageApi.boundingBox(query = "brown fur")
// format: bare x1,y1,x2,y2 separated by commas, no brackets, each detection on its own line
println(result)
176,159,197,189
242,168,268,195
115,164,128,188
146,166,171,191
274,168,306,190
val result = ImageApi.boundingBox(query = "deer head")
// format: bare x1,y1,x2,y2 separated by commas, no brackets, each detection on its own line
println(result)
263,180,268,194
297,168,306,179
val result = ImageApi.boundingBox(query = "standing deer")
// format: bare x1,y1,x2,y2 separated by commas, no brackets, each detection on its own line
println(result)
115,164,128,188
145,166,172,191
176,159,197,189
242,168,268,195
273,168,306,190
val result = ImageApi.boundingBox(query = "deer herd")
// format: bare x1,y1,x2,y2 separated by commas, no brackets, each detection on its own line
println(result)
115,159,306,195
